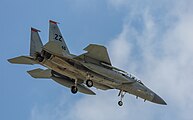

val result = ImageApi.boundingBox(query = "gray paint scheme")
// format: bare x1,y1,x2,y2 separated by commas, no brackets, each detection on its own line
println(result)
30,28,43,57
8,20,166,106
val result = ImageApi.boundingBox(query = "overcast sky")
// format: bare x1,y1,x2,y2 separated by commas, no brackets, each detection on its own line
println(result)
1,0,193,120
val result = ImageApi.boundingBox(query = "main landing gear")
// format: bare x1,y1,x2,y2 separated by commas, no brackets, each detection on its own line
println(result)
71,73,93,94
118,90,126,106
71,85,78,94
71,79,78,94
86,80,93,87
85,72,93,87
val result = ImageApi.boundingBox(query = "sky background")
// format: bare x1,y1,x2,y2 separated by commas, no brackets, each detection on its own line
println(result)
1,0,193,120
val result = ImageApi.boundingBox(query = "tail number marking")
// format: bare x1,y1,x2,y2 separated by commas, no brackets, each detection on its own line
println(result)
54,34,62,42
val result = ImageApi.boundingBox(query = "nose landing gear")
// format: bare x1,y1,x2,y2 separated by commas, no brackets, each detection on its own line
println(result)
118,101,123,106
118,90,126,106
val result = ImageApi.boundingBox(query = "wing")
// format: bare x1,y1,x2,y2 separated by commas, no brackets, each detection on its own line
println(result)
75,44,112,65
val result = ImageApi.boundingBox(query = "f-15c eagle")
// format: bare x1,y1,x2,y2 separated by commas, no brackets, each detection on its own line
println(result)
8,20,166,106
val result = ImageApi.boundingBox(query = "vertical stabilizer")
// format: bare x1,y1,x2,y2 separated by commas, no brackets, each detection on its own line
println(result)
30,28,43,57
49,20,70,55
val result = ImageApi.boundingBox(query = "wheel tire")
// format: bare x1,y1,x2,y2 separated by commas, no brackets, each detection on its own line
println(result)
86,80,93,87
118,101,123,106
37,56,44,62
71,86,78,94
44,52,51,59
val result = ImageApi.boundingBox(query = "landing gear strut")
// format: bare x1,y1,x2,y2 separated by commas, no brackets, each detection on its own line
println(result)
71,79,78,94
118,90,126,106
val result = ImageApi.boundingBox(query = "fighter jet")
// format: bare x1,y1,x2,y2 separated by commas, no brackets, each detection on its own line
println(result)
8,20,166,106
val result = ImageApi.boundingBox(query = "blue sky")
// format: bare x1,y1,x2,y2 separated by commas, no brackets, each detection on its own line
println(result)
1,0,193,120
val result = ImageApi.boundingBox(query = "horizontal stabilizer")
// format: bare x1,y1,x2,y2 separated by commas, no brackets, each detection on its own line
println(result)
8,56,36,65
27,68,52,78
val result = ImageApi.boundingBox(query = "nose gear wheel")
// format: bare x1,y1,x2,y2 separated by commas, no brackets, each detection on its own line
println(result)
118,90,126,106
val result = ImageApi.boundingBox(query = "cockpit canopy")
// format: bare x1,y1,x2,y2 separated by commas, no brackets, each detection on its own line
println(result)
113,68,144,85
121,73,144,85
122,73,138,80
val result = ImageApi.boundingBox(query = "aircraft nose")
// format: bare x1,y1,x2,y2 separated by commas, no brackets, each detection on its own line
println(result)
152,94,167,105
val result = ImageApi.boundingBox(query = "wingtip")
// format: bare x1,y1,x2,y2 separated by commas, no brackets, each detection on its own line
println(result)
7,58,12,63
90,91,96,95
49,20,59,24
31,27,41,32
7,58,17,64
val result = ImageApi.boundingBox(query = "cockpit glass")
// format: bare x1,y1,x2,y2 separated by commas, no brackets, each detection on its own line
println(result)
120,71,144,85
118,70,143,82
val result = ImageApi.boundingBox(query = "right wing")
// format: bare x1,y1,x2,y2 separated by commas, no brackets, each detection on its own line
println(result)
75,44,112,65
